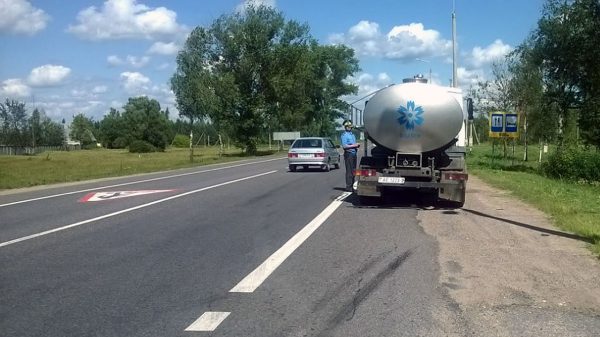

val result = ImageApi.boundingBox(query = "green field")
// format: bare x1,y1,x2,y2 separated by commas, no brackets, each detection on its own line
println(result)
0,146,282,190
466,142,600,256
1,143,598,256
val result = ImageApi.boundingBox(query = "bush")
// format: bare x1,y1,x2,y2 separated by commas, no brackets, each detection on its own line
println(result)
542,147,600,183
129,140,156,153
112,137,128,149
172,134,190,148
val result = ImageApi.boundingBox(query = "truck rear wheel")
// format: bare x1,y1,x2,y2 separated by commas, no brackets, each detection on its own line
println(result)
358,195,381,206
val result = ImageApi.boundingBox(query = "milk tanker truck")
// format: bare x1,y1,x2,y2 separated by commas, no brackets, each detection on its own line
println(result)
354,77,468,207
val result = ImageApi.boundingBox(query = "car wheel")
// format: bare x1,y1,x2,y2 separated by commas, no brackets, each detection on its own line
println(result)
323,160,330,172
289,165,296,172
334,160,340,169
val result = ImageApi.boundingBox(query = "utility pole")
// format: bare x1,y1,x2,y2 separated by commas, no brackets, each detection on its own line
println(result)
452,0,458,88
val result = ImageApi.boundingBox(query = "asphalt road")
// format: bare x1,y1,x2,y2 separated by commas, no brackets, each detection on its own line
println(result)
2,155,598,337
0,155,456,337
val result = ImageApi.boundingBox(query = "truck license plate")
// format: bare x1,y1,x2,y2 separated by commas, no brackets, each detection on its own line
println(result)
378,177,405,184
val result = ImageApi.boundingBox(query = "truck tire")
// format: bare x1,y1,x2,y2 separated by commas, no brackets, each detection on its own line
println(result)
358,195,381,206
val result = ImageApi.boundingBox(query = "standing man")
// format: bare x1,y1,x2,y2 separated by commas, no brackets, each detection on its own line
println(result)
341,120,360,192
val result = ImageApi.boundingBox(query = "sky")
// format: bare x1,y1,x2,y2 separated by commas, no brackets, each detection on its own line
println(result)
0,0,545,123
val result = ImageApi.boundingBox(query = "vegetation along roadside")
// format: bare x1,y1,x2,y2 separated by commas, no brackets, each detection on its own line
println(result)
467,143,600,257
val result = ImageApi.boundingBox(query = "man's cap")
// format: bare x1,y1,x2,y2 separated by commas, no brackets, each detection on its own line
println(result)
343,120,353,127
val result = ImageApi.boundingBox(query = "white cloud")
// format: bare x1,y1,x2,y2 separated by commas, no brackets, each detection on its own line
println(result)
468,39,512,68
71,89,87,98
107,55,150,68
67,0,187,40
457,67,485,88
126,55,150,68
92,85,108,94
330,21,452,61
0,78,31,97
27,65,71,87
120,71,151,93
107,55,124,66
344,72,393,107
147,41,179,55
0,0,50,36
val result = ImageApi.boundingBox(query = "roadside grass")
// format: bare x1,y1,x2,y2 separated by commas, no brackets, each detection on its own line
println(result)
0,146,282,190
467,143,600,256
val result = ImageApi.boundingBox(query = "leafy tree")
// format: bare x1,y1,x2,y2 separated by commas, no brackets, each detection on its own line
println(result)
122,96,170,150
30,108,42,147
528,0,600,148
0,99,29,146
508,43,548,160
172,5,359,154
70,113,96,146
99,108,126,148
39,116,65,146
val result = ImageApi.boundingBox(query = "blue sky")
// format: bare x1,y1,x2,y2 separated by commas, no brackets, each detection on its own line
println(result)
0,0,544,123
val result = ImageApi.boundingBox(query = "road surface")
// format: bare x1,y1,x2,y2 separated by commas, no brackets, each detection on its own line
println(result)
1,156,599,336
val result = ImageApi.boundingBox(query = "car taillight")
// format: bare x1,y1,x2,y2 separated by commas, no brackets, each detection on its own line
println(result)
353,169,377,177
444,172,468,181
315,152,325,157
288,153,298,158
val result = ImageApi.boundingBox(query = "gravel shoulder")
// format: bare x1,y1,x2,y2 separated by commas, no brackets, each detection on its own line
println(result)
418,175,600,336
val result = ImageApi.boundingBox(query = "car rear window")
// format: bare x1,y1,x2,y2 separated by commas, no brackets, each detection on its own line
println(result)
292,139,322,148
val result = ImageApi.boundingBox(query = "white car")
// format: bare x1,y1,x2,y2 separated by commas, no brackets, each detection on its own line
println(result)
287,137,341,172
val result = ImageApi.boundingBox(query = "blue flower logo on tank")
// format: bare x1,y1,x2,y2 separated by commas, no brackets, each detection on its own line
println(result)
397,100,424,130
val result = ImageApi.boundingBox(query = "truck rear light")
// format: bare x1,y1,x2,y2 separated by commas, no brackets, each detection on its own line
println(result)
353,169,377,177
444,172,468,181
288,153,298,158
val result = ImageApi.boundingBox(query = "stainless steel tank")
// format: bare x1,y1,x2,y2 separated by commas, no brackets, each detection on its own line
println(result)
363,82,464,153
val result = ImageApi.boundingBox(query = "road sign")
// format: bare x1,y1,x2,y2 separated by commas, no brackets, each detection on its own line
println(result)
79,190,175,202
489,111,519,139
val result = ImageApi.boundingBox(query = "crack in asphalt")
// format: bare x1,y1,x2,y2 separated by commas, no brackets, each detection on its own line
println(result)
316,249,413,336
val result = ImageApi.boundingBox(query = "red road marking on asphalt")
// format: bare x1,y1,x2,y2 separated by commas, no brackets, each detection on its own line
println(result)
79,190,176,202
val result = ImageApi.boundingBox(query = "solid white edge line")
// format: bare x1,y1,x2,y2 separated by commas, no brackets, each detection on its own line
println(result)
229,191,352,293
185,311,231,331
0,171,277,248
0,157,285,208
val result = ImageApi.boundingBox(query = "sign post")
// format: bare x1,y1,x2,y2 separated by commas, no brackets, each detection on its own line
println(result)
489,111,519,139
489,111,519,165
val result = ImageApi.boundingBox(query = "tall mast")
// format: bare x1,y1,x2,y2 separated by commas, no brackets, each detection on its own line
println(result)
452,0,458,88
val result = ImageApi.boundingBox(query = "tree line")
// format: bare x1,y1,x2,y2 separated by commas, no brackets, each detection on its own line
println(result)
171,5,359,154
470,0,600,152
0,99,65,147
2,5,359,155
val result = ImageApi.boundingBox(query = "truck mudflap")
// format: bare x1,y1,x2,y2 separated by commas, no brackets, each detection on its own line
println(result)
438,171,468,206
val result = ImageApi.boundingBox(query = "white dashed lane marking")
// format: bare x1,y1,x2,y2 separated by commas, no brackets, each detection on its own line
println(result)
230,191,352,293
185,312,231,332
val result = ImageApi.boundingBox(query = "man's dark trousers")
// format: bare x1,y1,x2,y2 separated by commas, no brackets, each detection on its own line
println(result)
344,151,357,191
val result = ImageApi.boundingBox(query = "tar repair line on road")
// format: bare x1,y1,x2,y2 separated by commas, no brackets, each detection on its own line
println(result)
0,157,285,208
0,171,277,248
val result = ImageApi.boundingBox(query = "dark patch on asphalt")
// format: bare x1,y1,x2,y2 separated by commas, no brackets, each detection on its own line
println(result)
315,249,413,336
446,261,463,273
442,282,462,290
